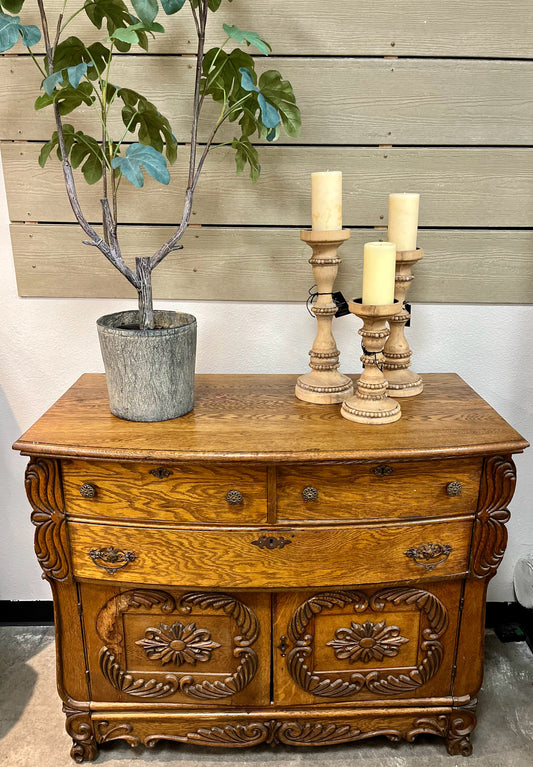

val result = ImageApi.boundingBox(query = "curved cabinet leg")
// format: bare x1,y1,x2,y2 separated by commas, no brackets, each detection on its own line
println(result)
445,700,477,756
63,705,99,763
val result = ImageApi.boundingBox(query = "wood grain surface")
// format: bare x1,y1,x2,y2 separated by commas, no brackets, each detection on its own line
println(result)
3,57,531,145
19,0,533,57
10,224,533,304
62,459,268,524
67,515,472,588
4,144,532,228
13,374,528,462
276,458,482,521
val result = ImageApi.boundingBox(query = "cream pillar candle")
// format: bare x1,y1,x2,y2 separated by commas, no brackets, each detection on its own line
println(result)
362,241,396,305
387,193,420,252
311,171,342,231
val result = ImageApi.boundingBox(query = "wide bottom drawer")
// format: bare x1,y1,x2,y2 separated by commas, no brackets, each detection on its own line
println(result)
68,517,473,588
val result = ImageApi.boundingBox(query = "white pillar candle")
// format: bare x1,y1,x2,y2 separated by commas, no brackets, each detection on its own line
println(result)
311,171,342,231
362,241,397,305
387,193,420,252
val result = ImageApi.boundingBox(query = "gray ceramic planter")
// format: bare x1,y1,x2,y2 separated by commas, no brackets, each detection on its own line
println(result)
97,310,197,422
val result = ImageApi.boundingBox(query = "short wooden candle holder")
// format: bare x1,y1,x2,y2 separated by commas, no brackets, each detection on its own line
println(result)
383,248,424,397
341,299,401,424
295,229,354,405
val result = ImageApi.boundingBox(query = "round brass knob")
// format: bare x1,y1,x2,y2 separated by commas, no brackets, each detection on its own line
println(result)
302,486,319,502
226,490,243,505
80,483,96,499
446,481,463,497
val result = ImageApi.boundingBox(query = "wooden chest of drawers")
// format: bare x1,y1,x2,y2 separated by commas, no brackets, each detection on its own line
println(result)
14,373,528,761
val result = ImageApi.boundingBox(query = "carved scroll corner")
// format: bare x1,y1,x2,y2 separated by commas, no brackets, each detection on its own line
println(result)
63,704,98,763
25,457,70,581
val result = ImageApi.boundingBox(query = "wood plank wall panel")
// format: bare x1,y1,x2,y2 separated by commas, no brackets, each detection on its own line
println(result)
4,144,532,227
20,0,533,57
2,1,532,303
12,225,533,304
3,58,532,145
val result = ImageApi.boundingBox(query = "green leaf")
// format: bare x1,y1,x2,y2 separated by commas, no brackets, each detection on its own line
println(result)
191,0,234,12
238,66,258,93
53,37,90,71
257,92,280,129
111,26,139,44
42,71,64,96
111,143,169,187
35,82,96,115
202,47,255,105
116,88,177,163
161,0,186,13
0,13,21,52
232,136,260,183
131,0,158,25
20,23,39,47
84,0,131,34
38,126,104,185
0,1,25,13
258,69,301,138
222,23,271,56
86,42,112,78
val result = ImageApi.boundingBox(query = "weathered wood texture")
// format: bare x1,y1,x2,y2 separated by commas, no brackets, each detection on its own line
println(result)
3,57,532,145
11,224,533,303
2,2,532,303
19,0,533,57
4,144,533,227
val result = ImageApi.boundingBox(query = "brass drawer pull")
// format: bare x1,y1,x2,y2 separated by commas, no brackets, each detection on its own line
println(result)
226,490,243,505
371,465,394,477
149,467,173,479
88,546,137,575
251,535,292,550
79,483,96,498
404,543,453,571
302,486,318,501
446,481,463,496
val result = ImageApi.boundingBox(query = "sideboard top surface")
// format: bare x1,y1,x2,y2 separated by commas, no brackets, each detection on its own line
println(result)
13,373,528,462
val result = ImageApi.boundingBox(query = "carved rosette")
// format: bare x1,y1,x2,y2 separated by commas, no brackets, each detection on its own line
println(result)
326,619,409,663
25,457,70,581
286,588,448,698
136,621,221,665
473,455,516,579
97,589,259,700
63,704,98,763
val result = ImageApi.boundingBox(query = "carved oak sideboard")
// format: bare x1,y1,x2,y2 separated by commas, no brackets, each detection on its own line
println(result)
13,373,528,761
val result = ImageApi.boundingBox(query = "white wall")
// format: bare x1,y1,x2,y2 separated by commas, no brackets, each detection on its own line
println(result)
1,154,531,602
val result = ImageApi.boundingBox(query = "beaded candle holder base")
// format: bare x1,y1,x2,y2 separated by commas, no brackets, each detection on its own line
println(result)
383,248,424,397
341,299,401,425
295,229,354,405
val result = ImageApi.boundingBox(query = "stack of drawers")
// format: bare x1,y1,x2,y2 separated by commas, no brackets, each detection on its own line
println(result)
14,373,528,761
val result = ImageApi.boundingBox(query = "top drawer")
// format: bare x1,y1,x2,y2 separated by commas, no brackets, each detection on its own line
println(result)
276,458,482,522
62,460,268,524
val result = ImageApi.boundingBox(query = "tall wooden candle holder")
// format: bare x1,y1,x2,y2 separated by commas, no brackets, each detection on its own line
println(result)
383,248,424,397
295,229,354,404
341,299,401,424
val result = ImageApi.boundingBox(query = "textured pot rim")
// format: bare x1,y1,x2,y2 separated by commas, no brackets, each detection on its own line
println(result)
97,309,196,338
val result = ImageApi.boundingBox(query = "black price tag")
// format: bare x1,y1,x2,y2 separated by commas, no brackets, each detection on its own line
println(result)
405,302,412,327
332,291,350,317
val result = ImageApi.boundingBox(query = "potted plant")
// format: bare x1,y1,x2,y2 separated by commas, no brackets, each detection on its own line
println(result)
0,0,300,421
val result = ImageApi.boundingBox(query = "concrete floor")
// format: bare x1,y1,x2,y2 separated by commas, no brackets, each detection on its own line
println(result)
0,627,532,767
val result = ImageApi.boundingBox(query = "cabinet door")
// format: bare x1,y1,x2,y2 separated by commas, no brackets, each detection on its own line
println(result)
79,582,270,706
273,581,463,705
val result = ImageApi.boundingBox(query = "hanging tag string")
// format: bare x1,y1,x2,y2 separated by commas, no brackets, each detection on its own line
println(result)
361,341,384,372
306,285,332,316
